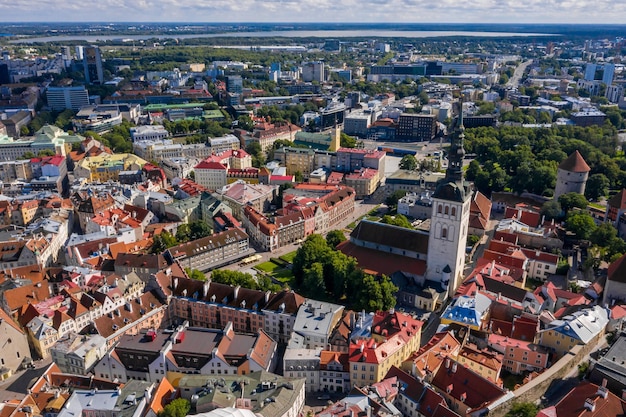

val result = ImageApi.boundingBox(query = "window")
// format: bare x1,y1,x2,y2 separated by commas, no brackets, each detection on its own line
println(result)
444,206,449,215
442,228,448,239
438,205,442,214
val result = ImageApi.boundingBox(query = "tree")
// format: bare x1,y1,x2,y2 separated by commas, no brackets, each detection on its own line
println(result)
585,173,610,200
399,154,418,171
328,252,356,297
176,223,190,243
294,171,304,182
326,230,346,249
565,212,597,240
558,192,588,213
354,274,384,311
340,132,357,148
246,141,266,168
184,268,207,281
150,231,178,253
379,275,398,310
386,190,407,208
293,234,333,286
237,115,254,131
466,160,481,181
540,200,563,221
159,399,190,417
211,269,257,289
590,222,618,246
505,401,538,417
189,220,212,241
303,262,326,298
381,214,413,229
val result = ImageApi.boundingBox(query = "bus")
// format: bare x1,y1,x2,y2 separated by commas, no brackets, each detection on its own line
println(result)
377,146,418,157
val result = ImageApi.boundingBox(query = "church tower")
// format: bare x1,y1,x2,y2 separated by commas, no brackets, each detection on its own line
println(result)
426,102,473,296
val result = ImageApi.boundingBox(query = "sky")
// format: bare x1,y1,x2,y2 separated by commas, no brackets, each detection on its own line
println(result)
2,0,626,24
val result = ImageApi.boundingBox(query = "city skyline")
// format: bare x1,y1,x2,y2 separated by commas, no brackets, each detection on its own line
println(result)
2,0,626,25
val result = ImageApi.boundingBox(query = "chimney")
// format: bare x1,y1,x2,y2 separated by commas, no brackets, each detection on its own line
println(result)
584,398,596,412
203,281,209,298
598,379,609,399
144,388,151,402
451,362,457,373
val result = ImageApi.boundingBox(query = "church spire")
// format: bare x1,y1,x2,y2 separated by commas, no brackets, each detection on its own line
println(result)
445,100,466,183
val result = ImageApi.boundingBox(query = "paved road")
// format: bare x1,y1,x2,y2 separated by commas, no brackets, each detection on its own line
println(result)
506,59,533,89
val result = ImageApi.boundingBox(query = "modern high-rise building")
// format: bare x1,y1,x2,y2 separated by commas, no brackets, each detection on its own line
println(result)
301,61,325,83
46,86,90,111
226,75,243,94
83,46,104,85
584,62,615,85
603,63,616,85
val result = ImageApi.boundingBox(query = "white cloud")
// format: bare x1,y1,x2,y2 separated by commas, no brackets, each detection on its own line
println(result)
2,0,626,23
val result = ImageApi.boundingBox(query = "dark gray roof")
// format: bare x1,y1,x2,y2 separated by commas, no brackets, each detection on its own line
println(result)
350,220,429,255
432,179,472,203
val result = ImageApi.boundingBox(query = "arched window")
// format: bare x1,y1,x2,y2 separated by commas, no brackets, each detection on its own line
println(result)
438,204,442,214
442,227,448,239
444,206,449,215
451,207,456,216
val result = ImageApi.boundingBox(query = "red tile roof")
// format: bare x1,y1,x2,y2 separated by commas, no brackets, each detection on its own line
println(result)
337,240,426,276
558,150,591,173
544,381,626,417
431,359,507,411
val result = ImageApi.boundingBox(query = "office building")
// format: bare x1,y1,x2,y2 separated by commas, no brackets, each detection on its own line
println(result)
396,113,438,142
46,86,90,111
226,75,243,94
83,46,104,84
319,104,346,130
301,61,325,83
130,125,169,141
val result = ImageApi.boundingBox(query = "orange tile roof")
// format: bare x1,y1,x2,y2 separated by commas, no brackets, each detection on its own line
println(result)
147,378,175,416
4,282,51,313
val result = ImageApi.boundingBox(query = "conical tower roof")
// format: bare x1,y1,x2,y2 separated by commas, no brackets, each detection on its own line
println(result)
558,150,590,173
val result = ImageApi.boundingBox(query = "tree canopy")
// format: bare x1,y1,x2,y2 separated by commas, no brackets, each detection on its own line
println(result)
399,154,418,171
158,399,190,417
292,234,398,311
463,124,624,196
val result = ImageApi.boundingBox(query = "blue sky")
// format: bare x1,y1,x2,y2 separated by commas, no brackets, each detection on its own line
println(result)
2,0,626,24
